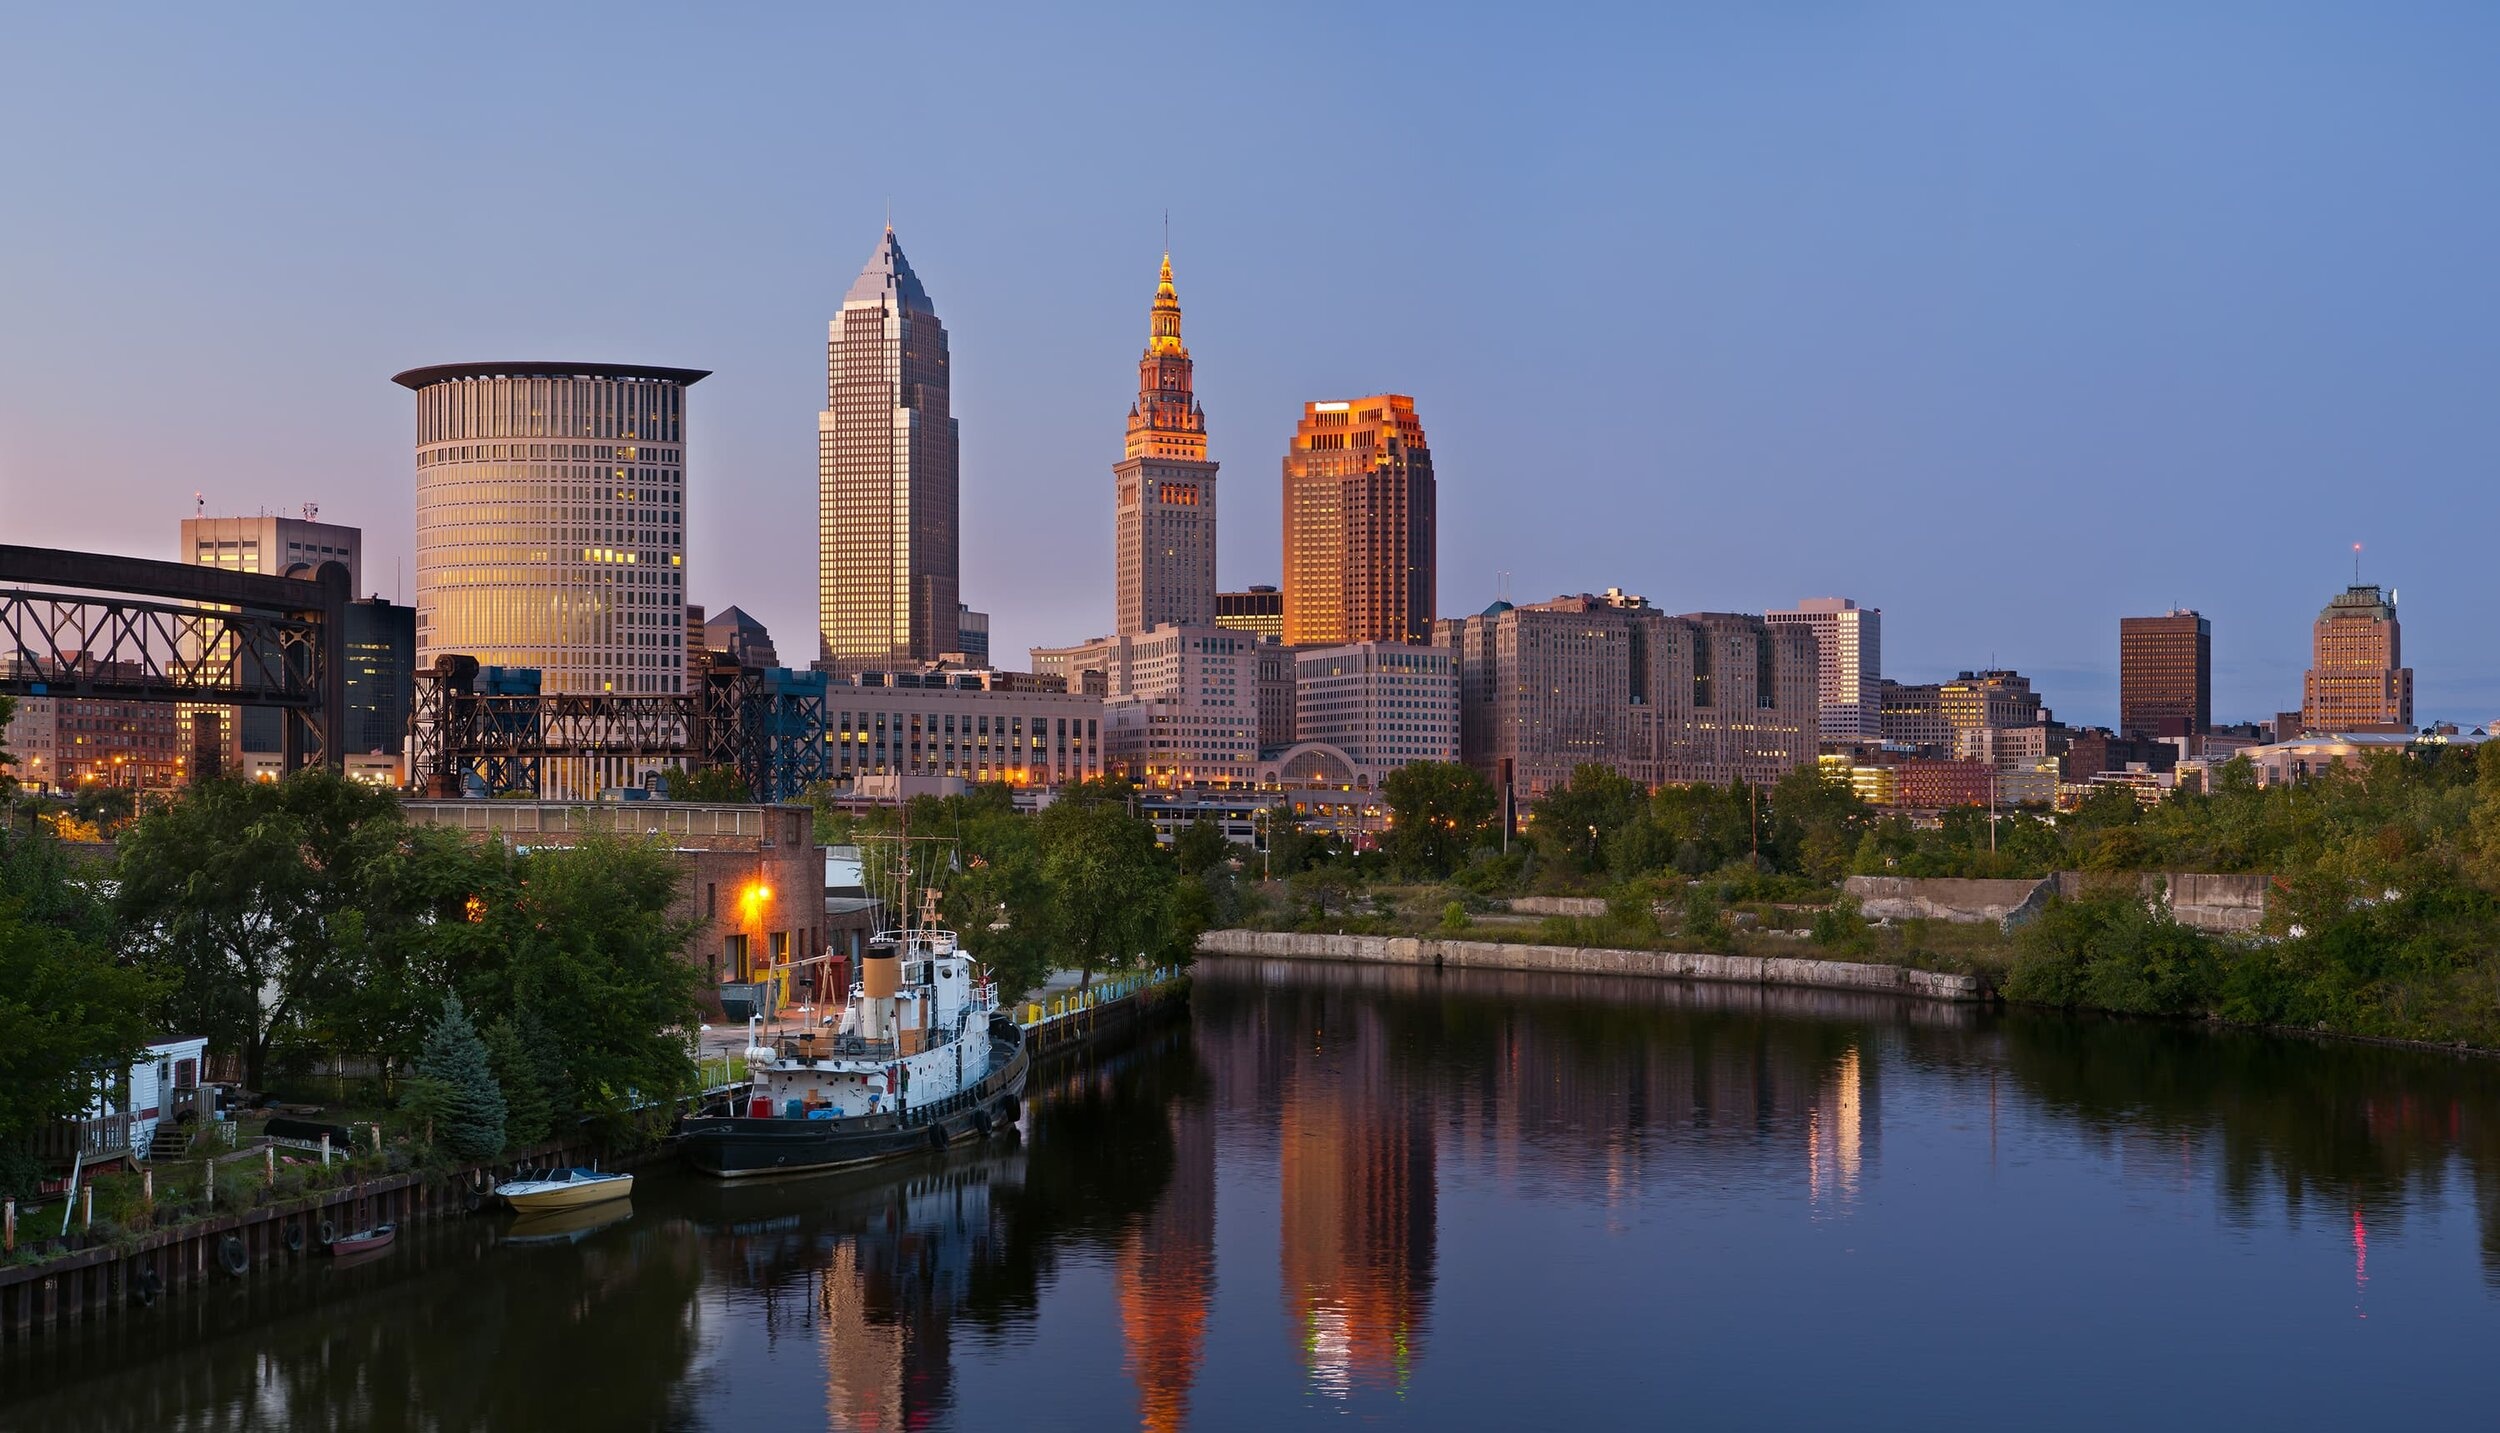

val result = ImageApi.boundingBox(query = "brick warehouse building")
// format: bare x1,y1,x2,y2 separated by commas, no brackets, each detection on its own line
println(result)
401,799,841,1014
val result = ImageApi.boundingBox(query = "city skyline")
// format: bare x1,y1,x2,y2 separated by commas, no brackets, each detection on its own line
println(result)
4,9,2497,727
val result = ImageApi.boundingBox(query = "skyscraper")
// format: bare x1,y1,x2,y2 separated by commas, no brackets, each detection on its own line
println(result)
819,228,959,669
2119,610,2211,738
2302,584,2412,731
1766,598,1881,741
396,361,700,697
1115,254,1218,635
1281,396,1435,647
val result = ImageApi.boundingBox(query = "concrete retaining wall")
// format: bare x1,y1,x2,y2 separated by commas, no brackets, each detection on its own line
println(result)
1846,872,2274,935
1505,896,1610,918
1843,876,2048,928
2049,871,2273,934
1198,929,1990,1002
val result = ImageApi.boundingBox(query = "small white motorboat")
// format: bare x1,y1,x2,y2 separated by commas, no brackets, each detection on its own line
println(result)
492,1166,634,1213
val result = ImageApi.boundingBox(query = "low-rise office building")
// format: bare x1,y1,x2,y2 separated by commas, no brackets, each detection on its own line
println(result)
1293,642,1458,772
826,670,1104,789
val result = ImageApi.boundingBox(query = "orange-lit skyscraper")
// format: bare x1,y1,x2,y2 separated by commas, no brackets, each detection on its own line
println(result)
1280,396,1435,646
2301,584,2412,731
1115,254,1218,636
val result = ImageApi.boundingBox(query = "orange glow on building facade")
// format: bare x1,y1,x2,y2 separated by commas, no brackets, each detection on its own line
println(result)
1115,255,1219,636
1116,1098,1216,1433
2301,584,2412,731
1281,396,1436,647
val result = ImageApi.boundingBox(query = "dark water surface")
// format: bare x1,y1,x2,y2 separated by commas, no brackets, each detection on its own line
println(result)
12,955,2500,1430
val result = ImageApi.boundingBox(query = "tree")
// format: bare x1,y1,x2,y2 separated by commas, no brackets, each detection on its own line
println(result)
1530,764,1648,874
466,833,705,1140
0,903,163,1197
940,801,1054,1002
113,771,412,1088
1035,790,1170,985
1173,816,1231,878
1383,761,1497,878
662,765,758,803
1765,765,1871,882
483,1012,555,1151
404,995,506,1162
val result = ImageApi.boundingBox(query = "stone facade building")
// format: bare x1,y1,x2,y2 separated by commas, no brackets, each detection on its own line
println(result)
2301,584,2412,731
1293,643,1458,772
1433,592,1818,800
1114,255,1219,635
827,670,1103,789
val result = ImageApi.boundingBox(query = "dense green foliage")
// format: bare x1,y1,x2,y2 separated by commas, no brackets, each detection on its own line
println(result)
661,765,757,803
98,771,703,1146
403,996,506,1161
1381,761,1496,878
456,834,706,1139
1242,741,2500,1048
112,772,412,1087
483,1011,558,1150
827,779,1210,999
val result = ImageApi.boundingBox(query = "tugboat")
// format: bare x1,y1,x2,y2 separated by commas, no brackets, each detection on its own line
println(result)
675,889,1029,1179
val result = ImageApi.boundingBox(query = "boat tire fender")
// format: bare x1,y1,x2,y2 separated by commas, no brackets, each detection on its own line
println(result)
218,1235,249,1277
999,1096,1020,1125
283,1220,305,1254
973,1110,993,1139
318,1219,337,1247
927,1123,947,1153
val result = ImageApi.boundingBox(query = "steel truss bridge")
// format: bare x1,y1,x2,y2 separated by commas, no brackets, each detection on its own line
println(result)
0,545,348,772
409,655,829,802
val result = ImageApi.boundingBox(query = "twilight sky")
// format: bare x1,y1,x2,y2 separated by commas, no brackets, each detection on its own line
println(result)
3,4,2496,727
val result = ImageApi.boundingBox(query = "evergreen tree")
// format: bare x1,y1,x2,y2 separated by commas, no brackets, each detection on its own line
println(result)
405,995,506,1161
483,1013,552,1151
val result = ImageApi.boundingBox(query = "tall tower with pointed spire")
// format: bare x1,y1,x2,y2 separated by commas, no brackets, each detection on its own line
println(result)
818,228,960,668
1115,253,1219,635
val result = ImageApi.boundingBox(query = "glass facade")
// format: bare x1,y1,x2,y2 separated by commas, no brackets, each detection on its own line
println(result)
819,230,960,669
399,365,701,700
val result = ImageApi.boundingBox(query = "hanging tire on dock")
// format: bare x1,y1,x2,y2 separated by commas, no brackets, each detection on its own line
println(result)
283,1220,306,1254
318,1219,337,1247
218,1235,249,1277
132,1264,163,1307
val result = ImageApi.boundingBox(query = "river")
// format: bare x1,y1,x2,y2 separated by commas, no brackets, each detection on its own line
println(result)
10,954,2500,1430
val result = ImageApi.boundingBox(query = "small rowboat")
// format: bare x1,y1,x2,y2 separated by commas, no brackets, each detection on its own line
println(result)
493,1167,634,1213
319,1222,396,1256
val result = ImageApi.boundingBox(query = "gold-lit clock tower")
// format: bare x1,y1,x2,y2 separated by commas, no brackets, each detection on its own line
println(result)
1114,254,1219,634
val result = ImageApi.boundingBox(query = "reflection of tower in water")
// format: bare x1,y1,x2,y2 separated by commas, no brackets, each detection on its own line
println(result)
820,1241,907,1430
1279,1002,1437,1398
812,1165,1007,1430
1118,1093,1218,1432
1807,1045,1867,1212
